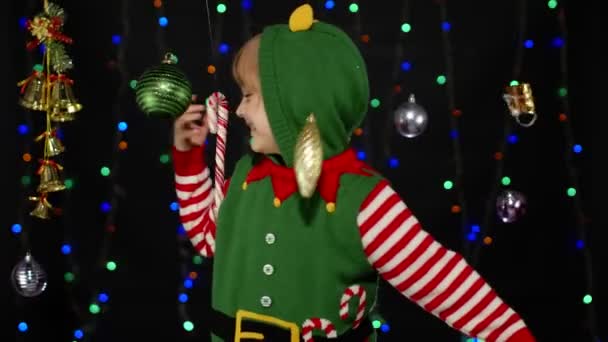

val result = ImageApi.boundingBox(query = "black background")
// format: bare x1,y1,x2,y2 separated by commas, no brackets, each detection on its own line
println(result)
3,0,603,341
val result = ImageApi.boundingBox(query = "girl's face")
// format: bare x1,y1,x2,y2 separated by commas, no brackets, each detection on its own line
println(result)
233,35,280,155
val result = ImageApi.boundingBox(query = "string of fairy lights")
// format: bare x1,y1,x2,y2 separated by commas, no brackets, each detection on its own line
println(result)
156,0,198,333
149,0,195,333
379,0,410,172
457,3,532,342
435,0,471,260
552,2,598,339
53,0,127,338
470,0,529,266
341,1,371,164
66,0,131,339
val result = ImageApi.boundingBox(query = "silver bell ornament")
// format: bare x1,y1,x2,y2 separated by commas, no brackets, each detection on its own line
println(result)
394,94,429,138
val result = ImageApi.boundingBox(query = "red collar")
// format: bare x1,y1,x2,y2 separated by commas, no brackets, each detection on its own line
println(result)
243,148,376,211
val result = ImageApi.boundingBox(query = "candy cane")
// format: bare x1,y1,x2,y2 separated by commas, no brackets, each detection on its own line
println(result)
301,318,337,342
205,91,229,221
339,285,367,329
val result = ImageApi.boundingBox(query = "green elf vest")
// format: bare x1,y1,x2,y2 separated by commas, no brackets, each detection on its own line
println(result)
213,150,384,341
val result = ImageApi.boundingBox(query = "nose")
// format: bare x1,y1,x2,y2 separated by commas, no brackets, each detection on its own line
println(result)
235,100,245,118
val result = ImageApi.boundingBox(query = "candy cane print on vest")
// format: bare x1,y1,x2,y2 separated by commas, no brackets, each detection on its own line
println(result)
301,318,337,342
339,284,367,329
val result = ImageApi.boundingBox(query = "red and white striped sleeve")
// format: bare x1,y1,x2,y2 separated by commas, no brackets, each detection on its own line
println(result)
172,145,229,258
357,181,535,342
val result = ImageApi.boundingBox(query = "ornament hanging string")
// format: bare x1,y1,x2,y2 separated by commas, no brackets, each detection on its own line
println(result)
204,0,217,83
202,0,229,219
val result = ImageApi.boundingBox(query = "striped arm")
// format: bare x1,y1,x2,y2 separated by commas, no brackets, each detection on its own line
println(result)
357,181,535,342
172,145,229,257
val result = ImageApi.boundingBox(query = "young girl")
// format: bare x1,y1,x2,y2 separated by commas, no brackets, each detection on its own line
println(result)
172,4,536,342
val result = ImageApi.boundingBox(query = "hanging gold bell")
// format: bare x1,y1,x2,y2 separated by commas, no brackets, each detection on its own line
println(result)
29,195,53,220
37,160,66,193
35,130,64,157
17,71,47,111
51,110,77,122
44,134,65,156
49,74,82,122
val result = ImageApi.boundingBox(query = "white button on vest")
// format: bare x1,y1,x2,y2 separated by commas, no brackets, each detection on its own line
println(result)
265,233,276,245
260,296,272,307
263,264,274,275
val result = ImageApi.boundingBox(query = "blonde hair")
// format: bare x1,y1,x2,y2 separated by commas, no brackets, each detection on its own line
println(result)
232,34,262,91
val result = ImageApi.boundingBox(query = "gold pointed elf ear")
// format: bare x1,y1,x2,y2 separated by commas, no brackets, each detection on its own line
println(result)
289,4,317,32
294,113,323,198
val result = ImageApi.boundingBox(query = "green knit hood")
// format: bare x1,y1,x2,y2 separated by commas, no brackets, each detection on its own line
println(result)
258,7,369,167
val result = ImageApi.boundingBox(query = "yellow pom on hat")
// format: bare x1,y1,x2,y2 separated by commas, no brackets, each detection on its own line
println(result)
289,3,315,32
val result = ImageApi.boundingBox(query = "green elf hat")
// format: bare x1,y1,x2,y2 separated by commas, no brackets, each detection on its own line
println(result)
258,4,370,197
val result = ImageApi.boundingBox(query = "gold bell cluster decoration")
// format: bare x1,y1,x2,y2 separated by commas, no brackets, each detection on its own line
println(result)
503,83,537,127
17,1,81,219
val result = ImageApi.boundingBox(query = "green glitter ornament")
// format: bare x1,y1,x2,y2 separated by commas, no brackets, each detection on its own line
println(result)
135,53,192,118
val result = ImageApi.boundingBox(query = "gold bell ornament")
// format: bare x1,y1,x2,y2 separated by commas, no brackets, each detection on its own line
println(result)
294,113,323,198
35,129,64,157
36,159,66,193
503,83,537,127
48,74,82,122
29,194,53,220
17,65,47,111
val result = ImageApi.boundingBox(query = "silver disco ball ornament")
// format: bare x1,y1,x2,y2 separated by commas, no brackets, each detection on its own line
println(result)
496,190,527,223
11,252,48,297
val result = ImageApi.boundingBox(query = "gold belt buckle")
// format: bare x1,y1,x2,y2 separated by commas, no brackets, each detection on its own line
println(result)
234,309,300,342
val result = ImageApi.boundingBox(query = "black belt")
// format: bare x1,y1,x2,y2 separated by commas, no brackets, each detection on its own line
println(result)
209,308,373,341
